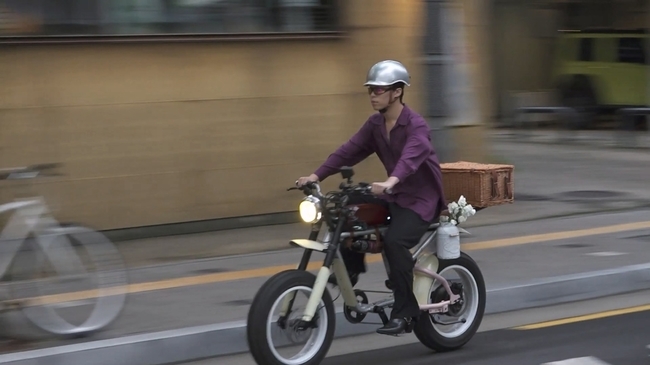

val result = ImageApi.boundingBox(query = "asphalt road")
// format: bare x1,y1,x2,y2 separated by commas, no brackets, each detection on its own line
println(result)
193,291,650,365
3,208,650,354
321,309,650,365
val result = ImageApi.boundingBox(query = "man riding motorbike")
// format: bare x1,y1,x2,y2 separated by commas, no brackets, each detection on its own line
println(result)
296,60,447,336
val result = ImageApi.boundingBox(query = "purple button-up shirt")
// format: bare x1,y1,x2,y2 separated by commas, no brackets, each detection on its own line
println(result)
313,105,446,223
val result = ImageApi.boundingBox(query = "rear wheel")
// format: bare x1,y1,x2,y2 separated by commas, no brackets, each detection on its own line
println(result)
247,270,336,365
413,252,486,352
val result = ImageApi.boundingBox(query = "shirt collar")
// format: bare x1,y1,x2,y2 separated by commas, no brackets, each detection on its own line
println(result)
370,104,411,125
396,104,410,125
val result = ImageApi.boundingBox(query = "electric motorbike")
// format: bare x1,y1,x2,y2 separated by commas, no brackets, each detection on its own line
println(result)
246,166,486,365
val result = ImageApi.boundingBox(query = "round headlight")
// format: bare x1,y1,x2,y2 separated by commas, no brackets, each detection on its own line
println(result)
299,196,322,224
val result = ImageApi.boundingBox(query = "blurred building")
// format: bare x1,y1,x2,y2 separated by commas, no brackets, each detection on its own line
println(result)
0,0,647,232
491,0,649,126
0,0,439,231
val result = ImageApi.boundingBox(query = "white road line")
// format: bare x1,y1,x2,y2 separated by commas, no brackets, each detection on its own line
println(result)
542,356,612,365
585,251,628,257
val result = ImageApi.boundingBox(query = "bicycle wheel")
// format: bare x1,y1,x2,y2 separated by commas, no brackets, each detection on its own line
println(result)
7,223,129,337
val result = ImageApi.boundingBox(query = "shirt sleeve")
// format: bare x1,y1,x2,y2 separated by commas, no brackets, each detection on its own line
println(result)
390,117,432,182
313,120,375,181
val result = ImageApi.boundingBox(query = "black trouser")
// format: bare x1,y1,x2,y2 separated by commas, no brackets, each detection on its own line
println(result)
340,194,432,320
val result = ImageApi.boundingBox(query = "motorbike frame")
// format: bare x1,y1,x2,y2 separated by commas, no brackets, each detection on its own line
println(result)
280,168,465,329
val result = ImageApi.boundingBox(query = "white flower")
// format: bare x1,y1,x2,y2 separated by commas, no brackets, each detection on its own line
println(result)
463,205,476,217
448,202,459,212
440,197,476,226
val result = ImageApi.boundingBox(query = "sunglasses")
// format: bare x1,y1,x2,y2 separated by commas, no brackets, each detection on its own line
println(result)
367,86,394,95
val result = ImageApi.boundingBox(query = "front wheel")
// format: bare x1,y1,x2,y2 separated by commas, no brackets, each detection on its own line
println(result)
413,252,486,352
6,224,128,338
247,269,336,365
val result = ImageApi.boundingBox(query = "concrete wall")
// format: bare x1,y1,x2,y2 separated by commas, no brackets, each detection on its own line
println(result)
0,1,432,231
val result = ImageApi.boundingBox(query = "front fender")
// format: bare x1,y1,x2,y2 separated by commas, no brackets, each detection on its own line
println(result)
290,239,327,252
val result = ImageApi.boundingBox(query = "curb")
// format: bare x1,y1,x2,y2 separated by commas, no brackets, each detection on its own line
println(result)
1,263,649,365
491,132,650,150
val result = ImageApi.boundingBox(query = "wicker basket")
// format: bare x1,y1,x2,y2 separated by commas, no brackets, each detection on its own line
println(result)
440,161,514,208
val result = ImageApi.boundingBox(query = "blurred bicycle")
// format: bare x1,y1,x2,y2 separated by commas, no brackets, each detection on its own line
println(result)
0,163,128,338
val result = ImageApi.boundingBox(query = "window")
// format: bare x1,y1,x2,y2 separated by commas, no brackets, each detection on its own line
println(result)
617,37,647,64
0,0,341,42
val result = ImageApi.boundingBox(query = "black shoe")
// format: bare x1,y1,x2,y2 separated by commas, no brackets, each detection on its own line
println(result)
376,318,414,336
328,272,359,287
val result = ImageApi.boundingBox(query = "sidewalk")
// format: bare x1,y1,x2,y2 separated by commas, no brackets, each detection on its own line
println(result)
112,139,650,269
492,128,650,149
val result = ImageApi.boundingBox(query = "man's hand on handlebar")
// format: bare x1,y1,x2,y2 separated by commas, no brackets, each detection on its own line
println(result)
296,174,319,187
292,174,398,195
371,176,399,196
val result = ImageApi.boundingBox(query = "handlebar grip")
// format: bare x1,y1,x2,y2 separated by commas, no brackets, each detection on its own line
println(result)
291,180,319,192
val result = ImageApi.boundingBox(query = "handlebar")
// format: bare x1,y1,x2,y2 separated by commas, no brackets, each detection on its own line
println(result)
0,163,63,181
288,181,322,196
351,183,393,195
287,180,393,197
352,182,373,194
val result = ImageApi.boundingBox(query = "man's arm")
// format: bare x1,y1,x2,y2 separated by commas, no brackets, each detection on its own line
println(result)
313,121,375,181
389,118,432,183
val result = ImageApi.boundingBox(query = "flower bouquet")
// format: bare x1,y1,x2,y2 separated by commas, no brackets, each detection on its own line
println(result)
436,196,476,260
439,195,477,226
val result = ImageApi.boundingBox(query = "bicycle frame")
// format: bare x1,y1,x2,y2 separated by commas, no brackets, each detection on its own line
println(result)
0,197,88,285
284,222,461,324
0,163,128,338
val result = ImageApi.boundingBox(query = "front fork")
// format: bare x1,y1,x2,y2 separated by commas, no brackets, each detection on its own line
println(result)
278,219,350,325
278,222,321,326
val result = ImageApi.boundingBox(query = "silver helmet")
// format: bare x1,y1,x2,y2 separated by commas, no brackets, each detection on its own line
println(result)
364,60,411,87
